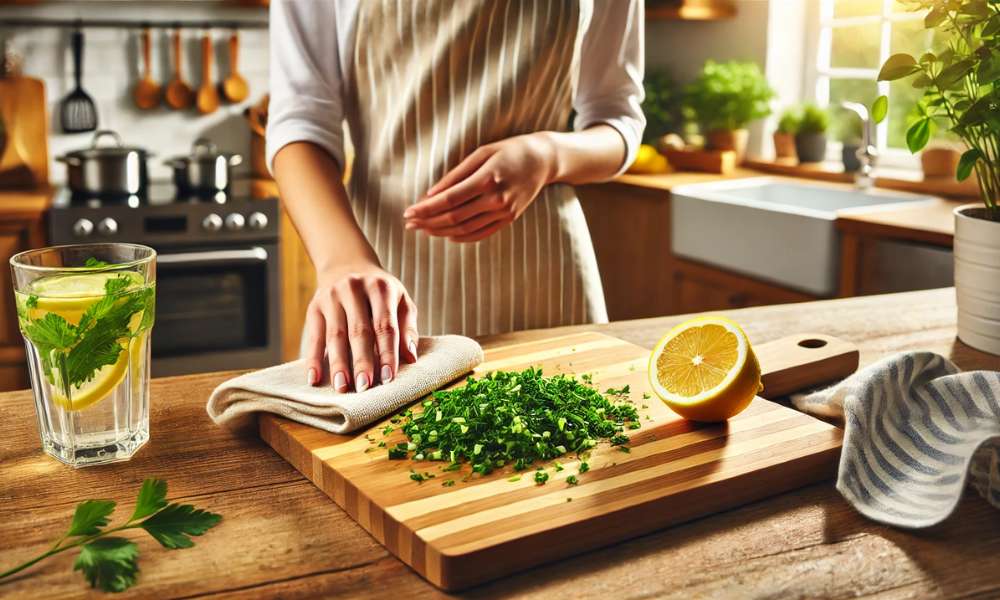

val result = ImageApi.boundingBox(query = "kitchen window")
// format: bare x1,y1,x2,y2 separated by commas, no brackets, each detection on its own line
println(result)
806,0,946,168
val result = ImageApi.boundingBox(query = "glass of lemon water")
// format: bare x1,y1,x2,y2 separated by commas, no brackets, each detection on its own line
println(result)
10,243,156,467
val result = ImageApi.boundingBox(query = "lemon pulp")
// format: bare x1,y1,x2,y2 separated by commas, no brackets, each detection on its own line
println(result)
648,316,762,422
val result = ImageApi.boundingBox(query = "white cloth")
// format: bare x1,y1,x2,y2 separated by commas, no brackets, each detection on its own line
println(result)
794,352,1000,528
207,335,484,434
266,0,646,176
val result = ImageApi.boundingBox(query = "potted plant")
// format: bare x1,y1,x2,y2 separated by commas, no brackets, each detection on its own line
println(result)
794,104,829,163
684,60,774,163
641,69,685,144
837,112,864,173
774,109,799,160
873,0,1000,354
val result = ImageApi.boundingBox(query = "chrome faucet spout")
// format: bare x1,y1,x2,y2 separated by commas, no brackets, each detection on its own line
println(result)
840,101,877,189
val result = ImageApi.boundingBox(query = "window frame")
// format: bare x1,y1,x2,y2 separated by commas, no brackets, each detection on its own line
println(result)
804,0,927,170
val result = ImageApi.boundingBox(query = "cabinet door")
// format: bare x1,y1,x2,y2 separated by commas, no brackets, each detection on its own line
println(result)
0,219,46,391
672,259,816,315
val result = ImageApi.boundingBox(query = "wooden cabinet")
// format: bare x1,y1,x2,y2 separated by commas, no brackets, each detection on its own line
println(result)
0,190,51,391
251,179,316,362
672,258,816,314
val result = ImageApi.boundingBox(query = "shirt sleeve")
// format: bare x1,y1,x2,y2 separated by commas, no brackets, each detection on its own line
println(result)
573,0,646,177
266,0,346,174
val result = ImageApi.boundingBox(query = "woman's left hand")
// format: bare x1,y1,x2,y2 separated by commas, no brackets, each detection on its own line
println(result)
403,133,557,242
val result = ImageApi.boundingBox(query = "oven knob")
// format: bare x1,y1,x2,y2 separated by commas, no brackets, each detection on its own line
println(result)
225,213,246,231
202,213,223,232
97,217,118,236
247,211,269,230
72,218,94,237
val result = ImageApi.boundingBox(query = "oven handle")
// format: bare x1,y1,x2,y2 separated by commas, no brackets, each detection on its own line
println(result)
156,247,269,266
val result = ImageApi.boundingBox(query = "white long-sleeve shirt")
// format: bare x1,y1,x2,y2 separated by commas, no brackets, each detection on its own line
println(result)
266,0,645,176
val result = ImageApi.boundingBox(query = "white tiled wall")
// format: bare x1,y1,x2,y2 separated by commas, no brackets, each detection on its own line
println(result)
1,2,270,184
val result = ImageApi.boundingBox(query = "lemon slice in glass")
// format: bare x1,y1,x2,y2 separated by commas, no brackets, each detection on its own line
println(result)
648,316,763,422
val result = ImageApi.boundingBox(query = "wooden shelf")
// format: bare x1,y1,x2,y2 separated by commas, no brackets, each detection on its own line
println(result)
646,0,736,21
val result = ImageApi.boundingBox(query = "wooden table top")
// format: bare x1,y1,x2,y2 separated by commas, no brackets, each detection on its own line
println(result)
2,288,999,599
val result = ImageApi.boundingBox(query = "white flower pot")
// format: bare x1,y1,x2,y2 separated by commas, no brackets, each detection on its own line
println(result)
954,204,1000,355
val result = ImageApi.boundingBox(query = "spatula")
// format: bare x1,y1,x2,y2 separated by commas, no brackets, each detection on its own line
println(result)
60,27,97,133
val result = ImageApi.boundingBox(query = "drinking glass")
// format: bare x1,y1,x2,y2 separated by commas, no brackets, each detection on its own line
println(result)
10,243,156,467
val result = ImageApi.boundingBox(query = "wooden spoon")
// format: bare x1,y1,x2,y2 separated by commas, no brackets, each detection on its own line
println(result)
133,27,161,110
220,30,249,103
195,32,219,115
164,28,194,110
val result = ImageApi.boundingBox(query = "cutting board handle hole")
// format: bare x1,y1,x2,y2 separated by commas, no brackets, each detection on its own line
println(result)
798,338,828,349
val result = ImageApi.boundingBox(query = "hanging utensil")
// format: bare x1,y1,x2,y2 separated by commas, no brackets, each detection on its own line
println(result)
195,31,219,115
220,30,249,103
133,27,161,110
59,26,98,133
164,28,194,110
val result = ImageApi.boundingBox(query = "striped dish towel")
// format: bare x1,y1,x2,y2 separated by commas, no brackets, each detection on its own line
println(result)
793,352,1000,528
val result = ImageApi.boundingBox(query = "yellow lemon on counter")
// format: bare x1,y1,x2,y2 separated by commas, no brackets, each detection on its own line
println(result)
648,316,762,422
627,144,671,174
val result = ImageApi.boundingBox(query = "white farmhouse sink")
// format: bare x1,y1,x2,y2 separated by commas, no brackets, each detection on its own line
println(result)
670,177,936,296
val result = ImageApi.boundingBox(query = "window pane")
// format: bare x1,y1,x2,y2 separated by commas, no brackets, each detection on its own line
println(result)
887,20,950,149
892,1,922,14
829,79,879,141
834,0,882,18
890,17,948,58
830,24,882,69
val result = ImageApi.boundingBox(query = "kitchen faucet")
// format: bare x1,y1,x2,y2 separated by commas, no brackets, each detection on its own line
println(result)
840,102,877,189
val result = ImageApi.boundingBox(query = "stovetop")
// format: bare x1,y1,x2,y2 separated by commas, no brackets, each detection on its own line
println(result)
48,180,280,248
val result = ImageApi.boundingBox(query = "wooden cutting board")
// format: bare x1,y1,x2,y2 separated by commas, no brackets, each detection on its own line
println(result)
260,331,856,591
0,75,48,188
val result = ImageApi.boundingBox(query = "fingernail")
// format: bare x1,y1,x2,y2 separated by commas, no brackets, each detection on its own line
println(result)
333,371,347,392
403,209,414,218
405,221,416,230
381,365,393,384
409,340,418,359
307,367,318,386
356,372,370,392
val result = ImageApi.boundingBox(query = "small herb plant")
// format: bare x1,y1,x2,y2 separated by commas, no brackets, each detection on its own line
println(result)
641,69,685,143
796,104,830,136
871,0,999,213
0,479,221,593
777,109,801,134
684,60,775,133
386,368,639,481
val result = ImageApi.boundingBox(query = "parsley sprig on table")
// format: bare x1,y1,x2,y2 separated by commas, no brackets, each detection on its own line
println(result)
0,479,221,593
18,272,154,394
387,368,639,482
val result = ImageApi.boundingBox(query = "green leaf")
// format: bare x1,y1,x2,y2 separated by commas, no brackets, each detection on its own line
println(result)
84,257,109,268
140,503,222,549
24,313,76,350
131,479,168,521
906,118,934,153
925,6,947,27
878,54,920,81
911,73,934,88
871,96,889,124
957,148,983,181
936,59,975,86
67,500,116,537
983,15,1000,37
73,537,139,593
960,0,990,17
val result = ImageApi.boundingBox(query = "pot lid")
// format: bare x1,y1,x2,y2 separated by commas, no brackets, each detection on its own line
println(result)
64,130,149,158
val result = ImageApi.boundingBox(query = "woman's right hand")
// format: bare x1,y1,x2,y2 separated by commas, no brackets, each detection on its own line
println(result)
302,262,419,392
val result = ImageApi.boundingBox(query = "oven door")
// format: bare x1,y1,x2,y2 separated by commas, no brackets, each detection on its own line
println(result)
151,244,281,377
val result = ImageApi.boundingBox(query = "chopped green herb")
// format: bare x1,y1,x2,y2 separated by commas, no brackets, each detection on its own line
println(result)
566,475,579,485
441,480,456,487
579,461,590,473
554,461,564,472
381,424,394,435
387,447,407,460
389,368,640,482
610,433,629,446
408,470,436,483
534,470,549,485
84,257,109,268
642,392,651,400
508,475,522,482
378,441,386,448
25,295,38,309
618,446,631,453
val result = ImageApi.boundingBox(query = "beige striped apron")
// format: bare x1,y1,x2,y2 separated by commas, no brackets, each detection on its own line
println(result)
348,0,607,336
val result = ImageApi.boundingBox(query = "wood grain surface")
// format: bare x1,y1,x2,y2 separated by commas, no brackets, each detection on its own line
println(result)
1,289,999,599
259,331,855,590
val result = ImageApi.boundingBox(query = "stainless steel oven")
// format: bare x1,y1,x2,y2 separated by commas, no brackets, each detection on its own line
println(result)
48,182,282,377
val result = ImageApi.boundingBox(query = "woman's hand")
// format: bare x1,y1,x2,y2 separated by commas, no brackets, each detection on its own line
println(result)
301,262,419,392
403,132,558,242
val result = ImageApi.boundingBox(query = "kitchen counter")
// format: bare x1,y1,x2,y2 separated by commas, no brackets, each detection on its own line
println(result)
2,288,999,599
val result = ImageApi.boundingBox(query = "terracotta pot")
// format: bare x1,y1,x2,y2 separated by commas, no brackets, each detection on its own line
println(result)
706,129,749,164
954,204,1000,355
773,132,796,159
794,132,827,163
922,147,960,179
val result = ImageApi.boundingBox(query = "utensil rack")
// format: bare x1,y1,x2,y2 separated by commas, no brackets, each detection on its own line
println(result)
0,18,268,30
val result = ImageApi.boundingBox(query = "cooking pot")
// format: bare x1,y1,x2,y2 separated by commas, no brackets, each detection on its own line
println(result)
166,138,243,194
56,130,151,196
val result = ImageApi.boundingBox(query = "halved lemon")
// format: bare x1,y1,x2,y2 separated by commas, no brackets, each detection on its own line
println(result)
648,316,762,422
